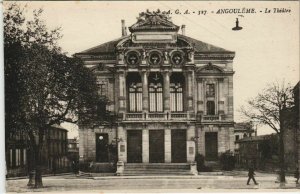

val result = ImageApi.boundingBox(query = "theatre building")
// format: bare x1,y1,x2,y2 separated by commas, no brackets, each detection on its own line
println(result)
76,10,235,174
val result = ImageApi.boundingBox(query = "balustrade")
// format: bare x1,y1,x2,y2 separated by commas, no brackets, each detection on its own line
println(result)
123,112,198,121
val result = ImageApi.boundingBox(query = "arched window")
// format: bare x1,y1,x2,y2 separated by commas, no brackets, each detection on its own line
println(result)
206,101,215,115
149,73,163,112
127,73,142,112
170,73,184,112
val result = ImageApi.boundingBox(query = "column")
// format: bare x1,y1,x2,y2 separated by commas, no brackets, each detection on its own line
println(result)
142,129,149,163
117,70,126,113
218,78,224,114
185,70,194,111
117,125,127,162
163,71,170,113
186,125,196,162
197,79,204,113
141,71,149,112
164,129,171,162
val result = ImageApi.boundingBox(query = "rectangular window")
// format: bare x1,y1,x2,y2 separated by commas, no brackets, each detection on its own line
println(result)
206,84,215,97
23,149,27,165
128,83,143,112
206,101,215,115
10,149,13,168
170,84,183,112
235,135,239,141
149,83,163,112
16,149,20,167
97,78,107,97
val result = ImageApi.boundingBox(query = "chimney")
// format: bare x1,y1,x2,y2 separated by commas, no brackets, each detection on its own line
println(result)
121,20,127,36
181,25,186,35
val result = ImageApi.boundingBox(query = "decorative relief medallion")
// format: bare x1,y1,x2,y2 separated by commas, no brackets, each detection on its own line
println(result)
148,50,163,66
125,50,141,66
170,50,185,66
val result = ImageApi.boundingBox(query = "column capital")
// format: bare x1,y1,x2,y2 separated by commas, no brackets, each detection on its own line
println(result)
138,69,150,76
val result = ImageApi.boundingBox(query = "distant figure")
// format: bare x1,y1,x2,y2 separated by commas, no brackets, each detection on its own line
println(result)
247,167,258,185
72,161,77,175
294,167,299,184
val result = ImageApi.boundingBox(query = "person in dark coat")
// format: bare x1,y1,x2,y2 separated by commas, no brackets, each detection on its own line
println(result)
294,167,299,184
247,167,258,185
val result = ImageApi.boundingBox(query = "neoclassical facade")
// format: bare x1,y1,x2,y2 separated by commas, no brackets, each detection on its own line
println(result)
76,10,235,173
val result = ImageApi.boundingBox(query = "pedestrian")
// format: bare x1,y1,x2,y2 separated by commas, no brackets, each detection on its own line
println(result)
294,167,299,184
247,166,258,185
71,160,76,175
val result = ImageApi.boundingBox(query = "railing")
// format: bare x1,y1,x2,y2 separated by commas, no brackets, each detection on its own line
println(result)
170,113,187,120
123,112,226,122
148,113,166,120
126,113,143,120
202,115,220,121
123,112,197,121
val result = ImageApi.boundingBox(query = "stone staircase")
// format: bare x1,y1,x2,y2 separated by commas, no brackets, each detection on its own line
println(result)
123,163,195,176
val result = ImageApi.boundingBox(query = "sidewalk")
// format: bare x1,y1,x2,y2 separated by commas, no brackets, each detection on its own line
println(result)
6,172,300,193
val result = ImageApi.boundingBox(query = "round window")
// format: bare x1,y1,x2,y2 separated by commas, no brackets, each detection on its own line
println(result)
148,51,162,66
126,51,140,66
170,51,185,66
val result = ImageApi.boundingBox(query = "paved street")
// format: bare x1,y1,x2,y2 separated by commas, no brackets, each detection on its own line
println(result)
6,171,300,193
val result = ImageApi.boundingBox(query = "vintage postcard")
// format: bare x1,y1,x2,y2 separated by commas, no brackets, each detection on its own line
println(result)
3,0,299,193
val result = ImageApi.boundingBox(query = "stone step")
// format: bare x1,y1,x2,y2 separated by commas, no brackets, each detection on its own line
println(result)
123,163,193,176
125,163,190,170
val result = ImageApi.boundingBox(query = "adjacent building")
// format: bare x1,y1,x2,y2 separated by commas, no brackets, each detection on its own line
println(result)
6,125,69,177
282,81,299,170
76,10,235,174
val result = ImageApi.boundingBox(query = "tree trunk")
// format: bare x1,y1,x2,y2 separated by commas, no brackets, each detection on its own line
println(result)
27,136,44,188
27,148,35,187
279,131,286,183
34,164,43,188
34,144,43,188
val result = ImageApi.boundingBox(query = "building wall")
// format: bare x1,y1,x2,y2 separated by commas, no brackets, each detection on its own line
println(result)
6,126,70,177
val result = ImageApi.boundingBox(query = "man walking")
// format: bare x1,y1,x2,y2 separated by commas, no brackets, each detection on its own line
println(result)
247,166,258,185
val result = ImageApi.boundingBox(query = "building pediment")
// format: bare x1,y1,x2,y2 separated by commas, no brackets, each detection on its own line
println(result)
129,10,179,32
196,63,224,74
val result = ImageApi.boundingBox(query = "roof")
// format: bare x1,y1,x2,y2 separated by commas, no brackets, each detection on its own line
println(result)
178,34,233,53
76,34,233,55
76,36,129,55
50,124,68,132
236,134,277,143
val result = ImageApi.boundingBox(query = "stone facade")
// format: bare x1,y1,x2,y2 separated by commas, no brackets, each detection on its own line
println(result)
75,10,235,170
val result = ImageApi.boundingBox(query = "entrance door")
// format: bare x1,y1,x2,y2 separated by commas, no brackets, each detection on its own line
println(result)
149,130,165,163
127,130,142,163
205,132,218,161
171,129,187,163
96,133,109,162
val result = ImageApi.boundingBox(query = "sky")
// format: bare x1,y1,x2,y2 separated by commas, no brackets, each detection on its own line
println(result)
7,1,299,138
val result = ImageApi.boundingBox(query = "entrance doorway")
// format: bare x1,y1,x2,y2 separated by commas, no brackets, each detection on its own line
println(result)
205,132,218,161
149,130,165,163
171,129,187,163
127,130,142,163
96,133,109,162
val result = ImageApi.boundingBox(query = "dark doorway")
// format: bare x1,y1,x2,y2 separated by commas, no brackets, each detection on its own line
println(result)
149,130,165,163
205,132,218,161
127,130,142,163
171,129,187,163
96,133,109,162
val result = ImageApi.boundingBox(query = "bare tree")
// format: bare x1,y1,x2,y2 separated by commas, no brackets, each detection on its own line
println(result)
240,81,294,183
